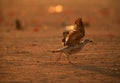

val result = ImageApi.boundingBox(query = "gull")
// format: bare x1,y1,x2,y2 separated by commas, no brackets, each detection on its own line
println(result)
52,39,92,63
62,17,85,46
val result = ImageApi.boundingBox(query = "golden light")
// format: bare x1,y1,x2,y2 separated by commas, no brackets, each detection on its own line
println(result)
48,5,63,14
55,5,63,13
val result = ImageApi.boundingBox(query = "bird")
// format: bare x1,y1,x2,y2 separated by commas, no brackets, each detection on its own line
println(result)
52,39,92,63
62,17,85,46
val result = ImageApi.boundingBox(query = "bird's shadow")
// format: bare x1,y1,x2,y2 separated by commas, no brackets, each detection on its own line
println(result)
42,62,120,78
70,63,120,78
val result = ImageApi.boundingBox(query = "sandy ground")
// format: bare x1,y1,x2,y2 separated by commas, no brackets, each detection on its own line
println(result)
0,0,120,83
0,27,120,83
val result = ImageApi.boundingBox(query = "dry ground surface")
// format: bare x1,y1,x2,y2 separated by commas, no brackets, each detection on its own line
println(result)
0,27,120,83
0,0,120,83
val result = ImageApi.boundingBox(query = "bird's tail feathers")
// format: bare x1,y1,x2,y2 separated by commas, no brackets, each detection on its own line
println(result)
51,48,65,53
51,50,61,53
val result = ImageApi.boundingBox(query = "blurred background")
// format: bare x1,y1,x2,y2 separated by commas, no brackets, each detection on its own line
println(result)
0,0,120,31
0,1,120,83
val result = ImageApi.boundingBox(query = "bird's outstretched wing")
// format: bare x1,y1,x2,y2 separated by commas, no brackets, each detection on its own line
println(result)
62,18,85,46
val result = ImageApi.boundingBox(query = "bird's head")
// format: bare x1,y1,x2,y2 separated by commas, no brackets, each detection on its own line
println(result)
84,39,93,43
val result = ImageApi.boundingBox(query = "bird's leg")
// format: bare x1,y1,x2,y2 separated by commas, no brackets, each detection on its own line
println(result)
56,53,62,63
66,54,72,63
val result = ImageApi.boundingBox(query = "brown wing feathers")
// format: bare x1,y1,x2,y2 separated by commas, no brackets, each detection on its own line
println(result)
62,18,85,46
